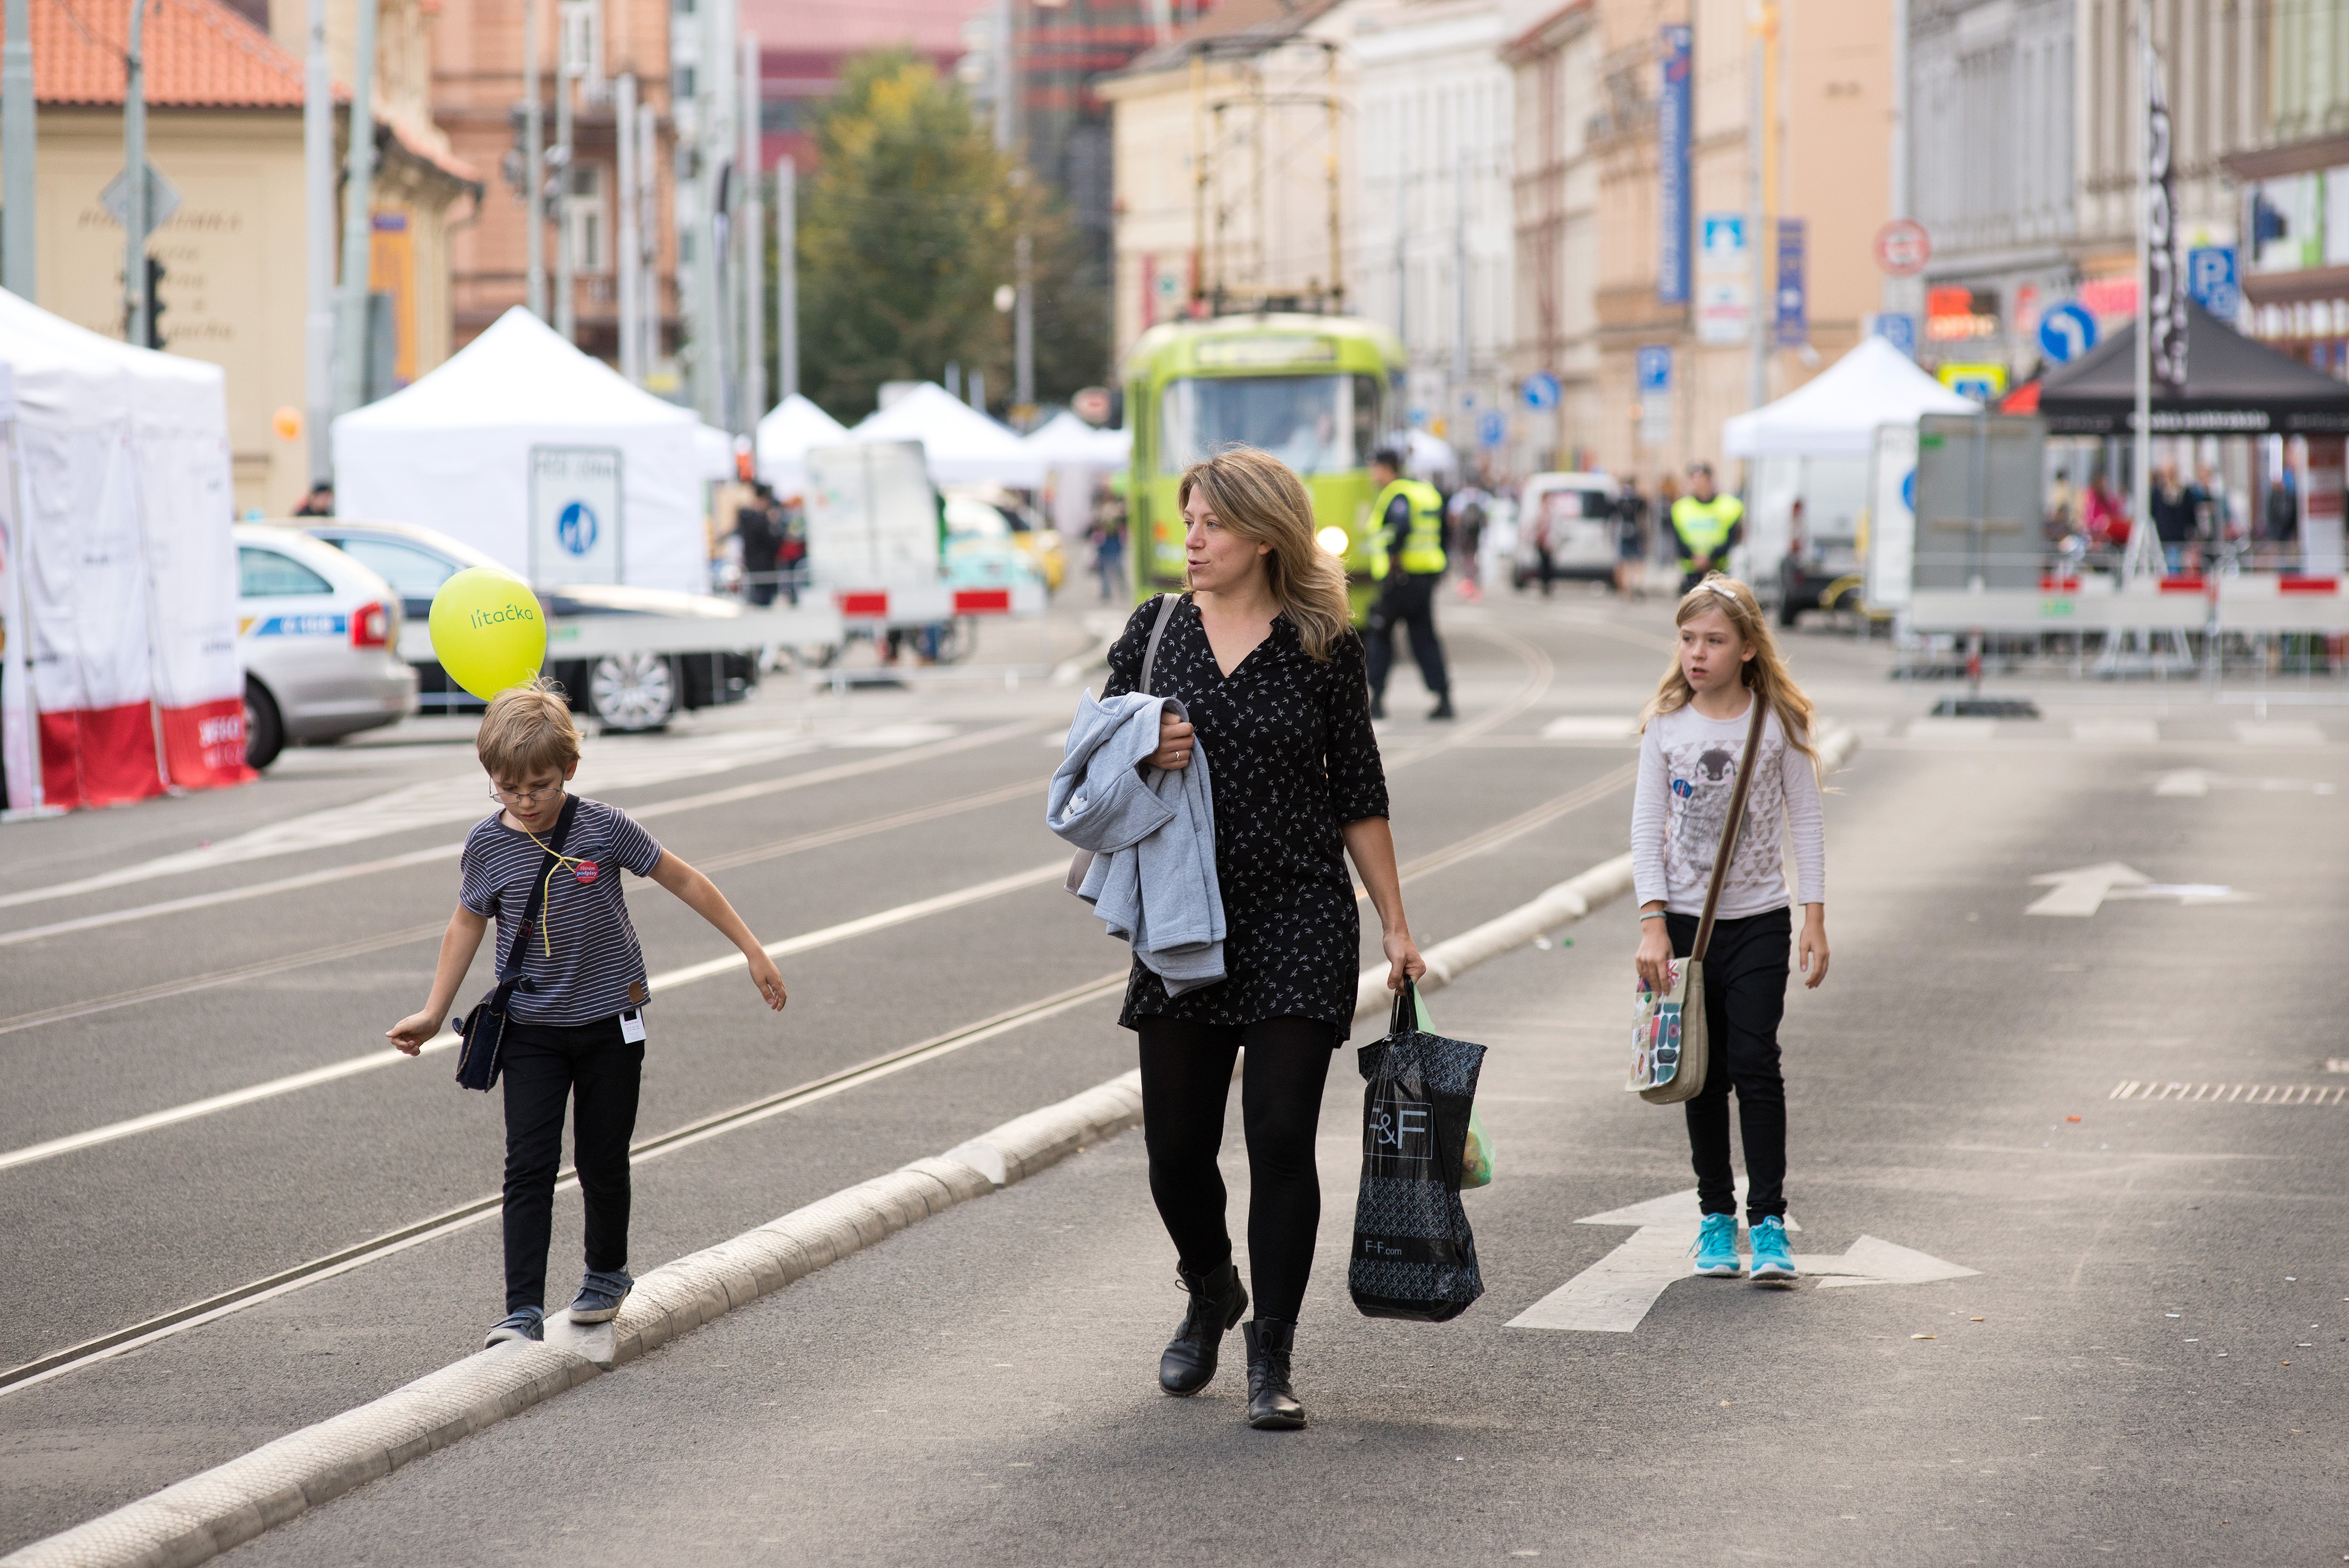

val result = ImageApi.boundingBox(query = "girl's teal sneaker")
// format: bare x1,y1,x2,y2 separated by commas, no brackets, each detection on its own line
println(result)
1690,1212,1742,1276
1749,1215,1798,1282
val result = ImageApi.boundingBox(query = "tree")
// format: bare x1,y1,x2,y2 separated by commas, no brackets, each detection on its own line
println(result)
794,50,1107,423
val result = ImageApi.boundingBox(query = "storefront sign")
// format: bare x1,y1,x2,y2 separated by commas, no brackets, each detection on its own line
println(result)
1774,218,1807,347
1656,27,1693,307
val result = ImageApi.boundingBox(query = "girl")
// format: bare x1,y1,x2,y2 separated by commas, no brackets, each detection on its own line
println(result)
1631,575,1828,1283
1106,446,1426,1431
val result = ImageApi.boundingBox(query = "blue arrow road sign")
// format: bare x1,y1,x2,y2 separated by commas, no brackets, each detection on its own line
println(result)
1478,411,1506,448
2038,302,2098,363
1636,346,1672,393
1521,372,1560,411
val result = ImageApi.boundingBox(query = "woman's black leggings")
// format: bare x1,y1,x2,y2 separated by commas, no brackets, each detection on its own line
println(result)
1135,1015,1335,1323
1664,906,1791,1224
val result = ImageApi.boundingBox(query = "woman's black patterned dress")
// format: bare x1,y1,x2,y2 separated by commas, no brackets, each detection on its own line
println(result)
1102,593,1391,1041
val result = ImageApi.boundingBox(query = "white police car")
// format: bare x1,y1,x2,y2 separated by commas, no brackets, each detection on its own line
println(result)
235,523,417,767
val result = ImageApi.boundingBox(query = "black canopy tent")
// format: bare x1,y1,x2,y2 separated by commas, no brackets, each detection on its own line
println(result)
2034,301,2349,436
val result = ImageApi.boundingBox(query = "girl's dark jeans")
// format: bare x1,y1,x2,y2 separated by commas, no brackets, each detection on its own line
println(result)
1664,906,1791,1224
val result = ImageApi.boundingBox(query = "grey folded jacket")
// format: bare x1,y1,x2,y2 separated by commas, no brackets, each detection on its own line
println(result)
1046,690,1226,995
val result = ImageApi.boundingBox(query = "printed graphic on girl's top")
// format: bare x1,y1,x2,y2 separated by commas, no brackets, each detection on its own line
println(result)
1634,702,1824,920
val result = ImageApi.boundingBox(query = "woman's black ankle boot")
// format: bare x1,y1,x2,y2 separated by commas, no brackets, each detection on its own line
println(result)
1242,1318,1306,1430
1159,1259,1247,1395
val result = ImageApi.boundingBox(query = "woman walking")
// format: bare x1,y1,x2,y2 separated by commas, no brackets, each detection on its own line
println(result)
1631,576,1829,1282
1104,446,1426,1431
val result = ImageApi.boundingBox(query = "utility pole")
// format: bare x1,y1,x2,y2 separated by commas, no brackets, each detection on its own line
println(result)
1393,170,1406,346
301,0,332,478
2129,0,2151,579
523,0,545,319
4,0,36,298
1884,0,1908,320
1453,144,1469,425
553,0,576,343
333,0,378,415
616,70,641,381
739,32,763,430
637,97,658,377
775,155,797,399
123,0,148,348
1746,0,1774,416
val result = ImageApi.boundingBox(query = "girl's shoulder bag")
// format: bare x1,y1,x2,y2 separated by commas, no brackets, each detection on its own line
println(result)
1627,693,1769,1104
1062,592,1179,897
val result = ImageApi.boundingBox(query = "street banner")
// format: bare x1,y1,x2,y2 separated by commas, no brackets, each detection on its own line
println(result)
529,445,625,588
1656,27,1692,307
2145,43,2186,389
1774,218,1808,348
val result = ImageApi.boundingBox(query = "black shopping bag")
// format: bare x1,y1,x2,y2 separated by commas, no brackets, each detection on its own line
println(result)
1348,978,1486,1322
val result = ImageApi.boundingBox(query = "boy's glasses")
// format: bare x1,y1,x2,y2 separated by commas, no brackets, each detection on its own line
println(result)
490,784,564,806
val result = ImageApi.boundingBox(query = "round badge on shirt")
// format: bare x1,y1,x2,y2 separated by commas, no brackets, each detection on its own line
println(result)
573,860,600,884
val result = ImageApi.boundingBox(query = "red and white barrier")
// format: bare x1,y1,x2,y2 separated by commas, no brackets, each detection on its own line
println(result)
829,582,1046,626
1909,573,2349,635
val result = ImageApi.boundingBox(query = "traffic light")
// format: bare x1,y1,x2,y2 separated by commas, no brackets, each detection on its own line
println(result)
143,256,166,349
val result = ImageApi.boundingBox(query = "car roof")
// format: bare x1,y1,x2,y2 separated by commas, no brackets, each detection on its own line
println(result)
1522,472,1615,493
285,517,509,573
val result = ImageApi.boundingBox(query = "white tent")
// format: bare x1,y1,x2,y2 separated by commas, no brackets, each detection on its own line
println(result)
849,382,1046,487
332,307,730,594
1405,428,1459,479
0,288,245,812
1722,336,1978,458
1022,410,1129,468
755,393,850,493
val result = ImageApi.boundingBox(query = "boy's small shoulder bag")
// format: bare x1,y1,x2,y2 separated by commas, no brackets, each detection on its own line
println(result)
1063,592,1180,897
1627,693,1768,1105
454,794,581,1092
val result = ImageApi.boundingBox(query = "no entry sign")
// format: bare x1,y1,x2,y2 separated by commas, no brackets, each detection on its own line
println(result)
1874,220,1931,278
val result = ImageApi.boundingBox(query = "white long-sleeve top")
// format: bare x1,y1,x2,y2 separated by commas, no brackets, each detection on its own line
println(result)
1630,700,1825,919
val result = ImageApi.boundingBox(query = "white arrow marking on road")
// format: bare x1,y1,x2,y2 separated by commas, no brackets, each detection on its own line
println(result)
2026,862,2252,916
2152,769,2336,797
1506,1187,1977,1333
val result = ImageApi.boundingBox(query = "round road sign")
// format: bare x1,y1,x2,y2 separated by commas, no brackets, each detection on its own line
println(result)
1874,220,1932,278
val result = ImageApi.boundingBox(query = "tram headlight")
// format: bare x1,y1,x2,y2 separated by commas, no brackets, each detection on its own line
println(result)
1316,526,1349,556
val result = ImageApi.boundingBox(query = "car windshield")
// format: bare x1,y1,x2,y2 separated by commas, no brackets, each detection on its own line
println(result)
332,537,461,598
1160,375,1369,476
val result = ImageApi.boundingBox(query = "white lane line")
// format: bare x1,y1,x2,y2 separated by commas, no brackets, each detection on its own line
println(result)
0,719,1051,947
0,858,1068,1173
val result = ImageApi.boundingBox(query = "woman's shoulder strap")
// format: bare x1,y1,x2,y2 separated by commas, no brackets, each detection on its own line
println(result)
1138,592,1180,696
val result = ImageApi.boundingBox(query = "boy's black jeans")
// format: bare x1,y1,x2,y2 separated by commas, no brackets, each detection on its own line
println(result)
1663,906,1790,1225
500,1015,642,1315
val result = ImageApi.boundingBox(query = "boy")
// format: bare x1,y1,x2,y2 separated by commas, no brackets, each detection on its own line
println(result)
388,682,788,1347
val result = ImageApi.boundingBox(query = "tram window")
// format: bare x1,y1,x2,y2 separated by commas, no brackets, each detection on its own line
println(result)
1161,375,1355,475
1351,374,1381,466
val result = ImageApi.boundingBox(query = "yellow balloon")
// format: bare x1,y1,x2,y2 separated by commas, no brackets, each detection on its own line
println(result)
428,567,547,700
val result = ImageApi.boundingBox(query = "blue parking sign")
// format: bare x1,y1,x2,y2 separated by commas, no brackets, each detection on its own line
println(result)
1636,346,1672,393
1478,411,1506,448
2187,246,2239,321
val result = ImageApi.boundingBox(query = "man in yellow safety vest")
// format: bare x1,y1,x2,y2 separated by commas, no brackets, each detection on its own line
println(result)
1668,462,1744,593
1365,448,1453,720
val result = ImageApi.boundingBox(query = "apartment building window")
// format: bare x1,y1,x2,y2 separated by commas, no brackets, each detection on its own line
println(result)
566,164,611,274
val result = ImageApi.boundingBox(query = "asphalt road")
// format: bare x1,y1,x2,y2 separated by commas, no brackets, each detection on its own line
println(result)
4,590,2343,1566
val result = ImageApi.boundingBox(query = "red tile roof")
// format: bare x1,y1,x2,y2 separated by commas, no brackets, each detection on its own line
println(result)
13,0,305,109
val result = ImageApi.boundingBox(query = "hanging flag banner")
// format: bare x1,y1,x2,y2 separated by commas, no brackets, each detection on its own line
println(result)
1774,218,1808,348
1656,26,1693,308
2145,44,2186,389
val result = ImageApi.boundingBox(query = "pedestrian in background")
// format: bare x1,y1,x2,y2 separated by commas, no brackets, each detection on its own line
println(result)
1091,498,1128,602
736,483,787,606
1615,478,1650,596
1107,446,1426,1431
1450,485,1487,601
1363,446,1453,720
1631,576,1828,1286
1669,463,1743,593
386,682,788,1349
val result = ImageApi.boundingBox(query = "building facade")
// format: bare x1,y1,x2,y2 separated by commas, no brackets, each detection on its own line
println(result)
1501,0,1600,473
1351,0,1516,462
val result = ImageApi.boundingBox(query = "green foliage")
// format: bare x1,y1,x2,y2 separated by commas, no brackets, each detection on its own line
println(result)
790,49,1107,423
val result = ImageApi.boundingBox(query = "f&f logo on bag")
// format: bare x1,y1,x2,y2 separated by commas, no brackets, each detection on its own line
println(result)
1365,1096,1435,1162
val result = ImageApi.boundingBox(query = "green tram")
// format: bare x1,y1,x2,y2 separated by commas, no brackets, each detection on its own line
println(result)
1122,314,1408,618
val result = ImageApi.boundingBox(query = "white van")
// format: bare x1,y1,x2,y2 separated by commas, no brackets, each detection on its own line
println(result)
1511,472,1620,589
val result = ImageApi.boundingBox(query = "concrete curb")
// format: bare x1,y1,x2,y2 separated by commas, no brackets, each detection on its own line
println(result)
9,722,1860,1567
0,1072,1145,1568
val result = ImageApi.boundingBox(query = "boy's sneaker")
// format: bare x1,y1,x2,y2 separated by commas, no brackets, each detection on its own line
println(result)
484,1307,544,1347
568,1268,634,1324
1689,1213,1742,1276
1748,1216,1798,1283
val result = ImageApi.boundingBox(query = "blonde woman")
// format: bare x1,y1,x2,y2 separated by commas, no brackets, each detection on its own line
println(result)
1631,575,1829,1285
1110,445,1426,1431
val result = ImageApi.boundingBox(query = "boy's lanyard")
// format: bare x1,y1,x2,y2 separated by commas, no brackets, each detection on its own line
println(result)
521,817,592,957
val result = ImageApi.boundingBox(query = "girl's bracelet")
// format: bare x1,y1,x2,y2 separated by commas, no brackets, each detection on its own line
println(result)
1639,911,1666,923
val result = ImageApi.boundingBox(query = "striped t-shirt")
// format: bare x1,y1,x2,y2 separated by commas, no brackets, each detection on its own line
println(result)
459,797,665,1025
